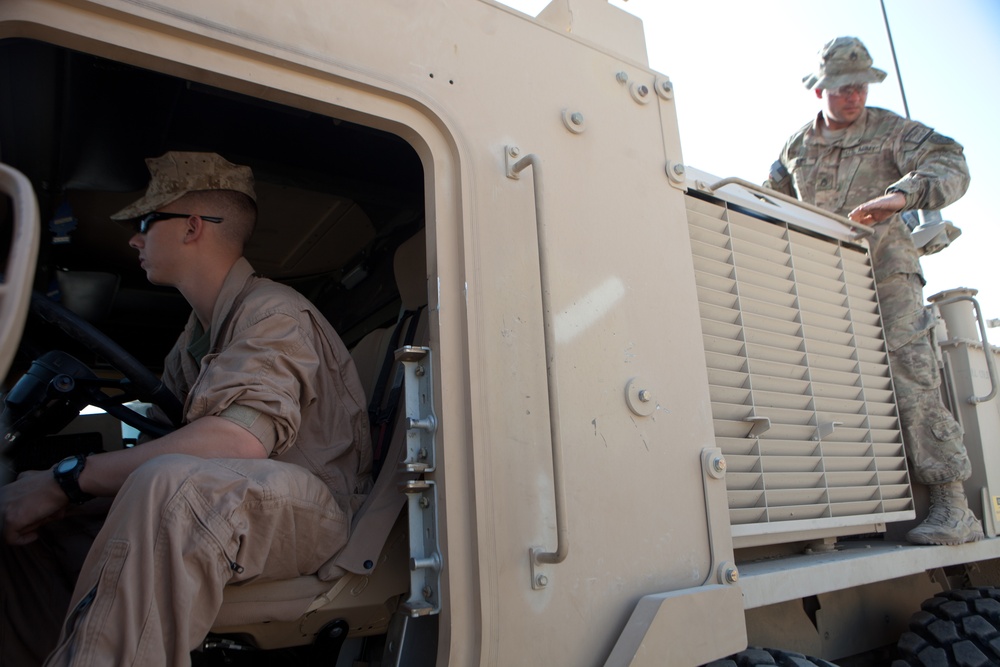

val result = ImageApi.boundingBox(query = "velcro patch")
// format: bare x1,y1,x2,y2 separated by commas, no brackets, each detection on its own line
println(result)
903,125,933,145
219,404,261,429
929,134,958,145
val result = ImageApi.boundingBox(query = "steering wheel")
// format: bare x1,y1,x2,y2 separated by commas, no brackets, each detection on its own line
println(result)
2,292,184,446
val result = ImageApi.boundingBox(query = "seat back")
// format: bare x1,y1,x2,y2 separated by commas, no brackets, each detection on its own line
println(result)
327,227,428,577
210,228,428,648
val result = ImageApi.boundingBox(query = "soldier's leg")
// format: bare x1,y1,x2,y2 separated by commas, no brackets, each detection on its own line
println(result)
878,272,981,544
43,454,349,667
0,508,105,667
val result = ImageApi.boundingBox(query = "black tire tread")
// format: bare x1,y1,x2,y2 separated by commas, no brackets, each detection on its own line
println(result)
703,647,838,667
895,587,1000,666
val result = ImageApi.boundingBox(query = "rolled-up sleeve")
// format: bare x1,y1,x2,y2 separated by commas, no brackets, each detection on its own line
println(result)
186,308,320,457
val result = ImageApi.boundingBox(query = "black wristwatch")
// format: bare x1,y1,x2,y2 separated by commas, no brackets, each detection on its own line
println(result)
53,454,95,505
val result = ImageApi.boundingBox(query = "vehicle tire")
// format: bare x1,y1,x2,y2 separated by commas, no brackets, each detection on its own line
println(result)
893,587,1000,666
704,647,839,666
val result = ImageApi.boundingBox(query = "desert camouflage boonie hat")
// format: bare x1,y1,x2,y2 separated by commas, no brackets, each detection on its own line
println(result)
110,151,256,221
803,36,888,90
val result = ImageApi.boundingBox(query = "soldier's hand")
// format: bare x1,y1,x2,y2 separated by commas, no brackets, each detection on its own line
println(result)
848,192,906,226
0,469,69,545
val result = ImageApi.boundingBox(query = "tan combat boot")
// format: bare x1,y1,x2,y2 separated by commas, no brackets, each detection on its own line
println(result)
906,481,985,545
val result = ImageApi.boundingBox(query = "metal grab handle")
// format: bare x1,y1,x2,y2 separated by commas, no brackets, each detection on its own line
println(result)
0,163,40,381
506,147,569,584
934,294,999,405
704,177,874,238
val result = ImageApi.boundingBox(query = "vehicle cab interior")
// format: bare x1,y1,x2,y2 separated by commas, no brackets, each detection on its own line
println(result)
1,37,433,664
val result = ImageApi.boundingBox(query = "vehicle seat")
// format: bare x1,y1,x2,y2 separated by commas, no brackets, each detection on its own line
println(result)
209,228,428,649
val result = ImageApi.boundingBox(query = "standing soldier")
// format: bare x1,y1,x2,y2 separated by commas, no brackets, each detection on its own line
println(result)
766,36,980,545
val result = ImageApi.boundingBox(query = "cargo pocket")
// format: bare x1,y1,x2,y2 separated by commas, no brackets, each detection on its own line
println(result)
931,418,963,444
50,539,130,666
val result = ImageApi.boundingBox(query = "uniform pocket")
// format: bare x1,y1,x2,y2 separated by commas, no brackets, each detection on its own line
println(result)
931,418,963,443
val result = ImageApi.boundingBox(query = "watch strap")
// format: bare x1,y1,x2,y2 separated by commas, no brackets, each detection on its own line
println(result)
53,454,95,505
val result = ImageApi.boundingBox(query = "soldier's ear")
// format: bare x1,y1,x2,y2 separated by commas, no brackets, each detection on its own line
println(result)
814,88,824,100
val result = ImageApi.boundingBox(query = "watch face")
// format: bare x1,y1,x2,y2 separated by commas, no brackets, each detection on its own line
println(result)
56,457,78,474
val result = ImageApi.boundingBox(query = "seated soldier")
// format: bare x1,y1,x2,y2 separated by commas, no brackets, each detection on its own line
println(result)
0,151,371,666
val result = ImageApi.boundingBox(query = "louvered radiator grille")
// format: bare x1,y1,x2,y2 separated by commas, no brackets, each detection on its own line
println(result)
685,194,915,546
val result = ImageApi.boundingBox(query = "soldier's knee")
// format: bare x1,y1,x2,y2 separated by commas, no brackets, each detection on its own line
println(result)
122,454,204,501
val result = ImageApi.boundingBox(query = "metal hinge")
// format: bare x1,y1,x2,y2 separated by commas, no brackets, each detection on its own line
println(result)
396,346,441,616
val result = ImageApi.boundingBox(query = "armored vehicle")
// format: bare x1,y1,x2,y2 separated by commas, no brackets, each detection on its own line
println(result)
2,1,999,664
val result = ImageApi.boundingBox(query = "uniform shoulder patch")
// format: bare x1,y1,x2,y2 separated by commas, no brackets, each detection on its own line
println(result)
769,159,789,182
903,124,933,145
928,134,958,145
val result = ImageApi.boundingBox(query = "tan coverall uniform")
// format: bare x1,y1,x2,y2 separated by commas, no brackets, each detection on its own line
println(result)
2,258,370,666
767,106,972,485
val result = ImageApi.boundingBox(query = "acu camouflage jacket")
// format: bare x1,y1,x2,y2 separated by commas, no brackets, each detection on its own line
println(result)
766,106,970,280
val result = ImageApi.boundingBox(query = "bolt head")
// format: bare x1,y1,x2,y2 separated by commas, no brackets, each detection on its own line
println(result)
673,163,686,176
725,567,739,584
616,71,629,84
712,456,727,473
638,389,652,403
661,81,672,93
637,84,649,97
509,146,520,157
536,575,549,587
570,112,584,126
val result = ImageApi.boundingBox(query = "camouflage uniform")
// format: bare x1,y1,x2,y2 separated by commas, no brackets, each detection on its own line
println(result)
766,106,971,485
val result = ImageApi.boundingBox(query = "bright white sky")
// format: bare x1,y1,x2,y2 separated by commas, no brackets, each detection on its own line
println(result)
500,0,1000,323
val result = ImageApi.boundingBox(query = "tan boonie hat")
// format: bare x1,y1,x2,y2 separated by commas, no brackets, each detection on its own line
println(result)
110,151,256,220
803,36,887,90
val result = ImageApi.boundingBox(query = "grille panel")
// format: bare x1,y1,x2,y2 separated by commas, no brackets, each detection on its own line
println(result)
685,194,915,545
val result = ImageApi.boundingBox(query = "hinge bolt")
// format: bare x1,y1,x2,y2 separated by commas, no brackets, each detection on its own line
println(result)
415,365,426,377
636,84,649,98
419,496,430,509
661,81,673,94
570,112,584,126
724,567,739,584
616,71,629,84
535,575,549,588
638,389,652,403
712,456,727,474
509,146,520,158
673,163,686,177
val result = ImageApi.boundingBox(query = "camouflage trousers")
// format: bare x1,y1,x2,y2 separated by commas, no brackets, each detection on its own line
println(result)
878,273,971,485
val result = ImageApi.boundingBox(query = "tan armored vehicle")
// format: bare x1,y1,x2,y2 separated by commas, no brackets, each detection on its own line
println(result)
2,1,999,665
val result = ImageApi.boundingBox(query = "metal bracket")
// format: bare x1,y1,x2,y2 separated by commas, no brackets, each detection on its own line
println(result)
529,547,549,590
398,346,436,474
401,480,441,616
396,345,441,616
746,415,771,438
814,420,842,441
505,145,526,179
931,293,998,404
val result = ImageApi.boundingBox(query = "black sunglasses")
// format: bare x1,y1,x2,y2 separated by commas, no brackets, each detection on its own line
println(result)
132,212,224,234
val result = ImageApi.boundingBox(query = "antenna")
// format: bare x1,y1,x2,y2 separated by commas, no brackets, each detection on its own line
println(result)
880,0,911,119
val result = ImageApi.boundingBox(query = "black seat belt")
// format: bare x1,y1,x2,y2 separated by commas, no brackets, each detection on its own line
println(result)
368,306,424,479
